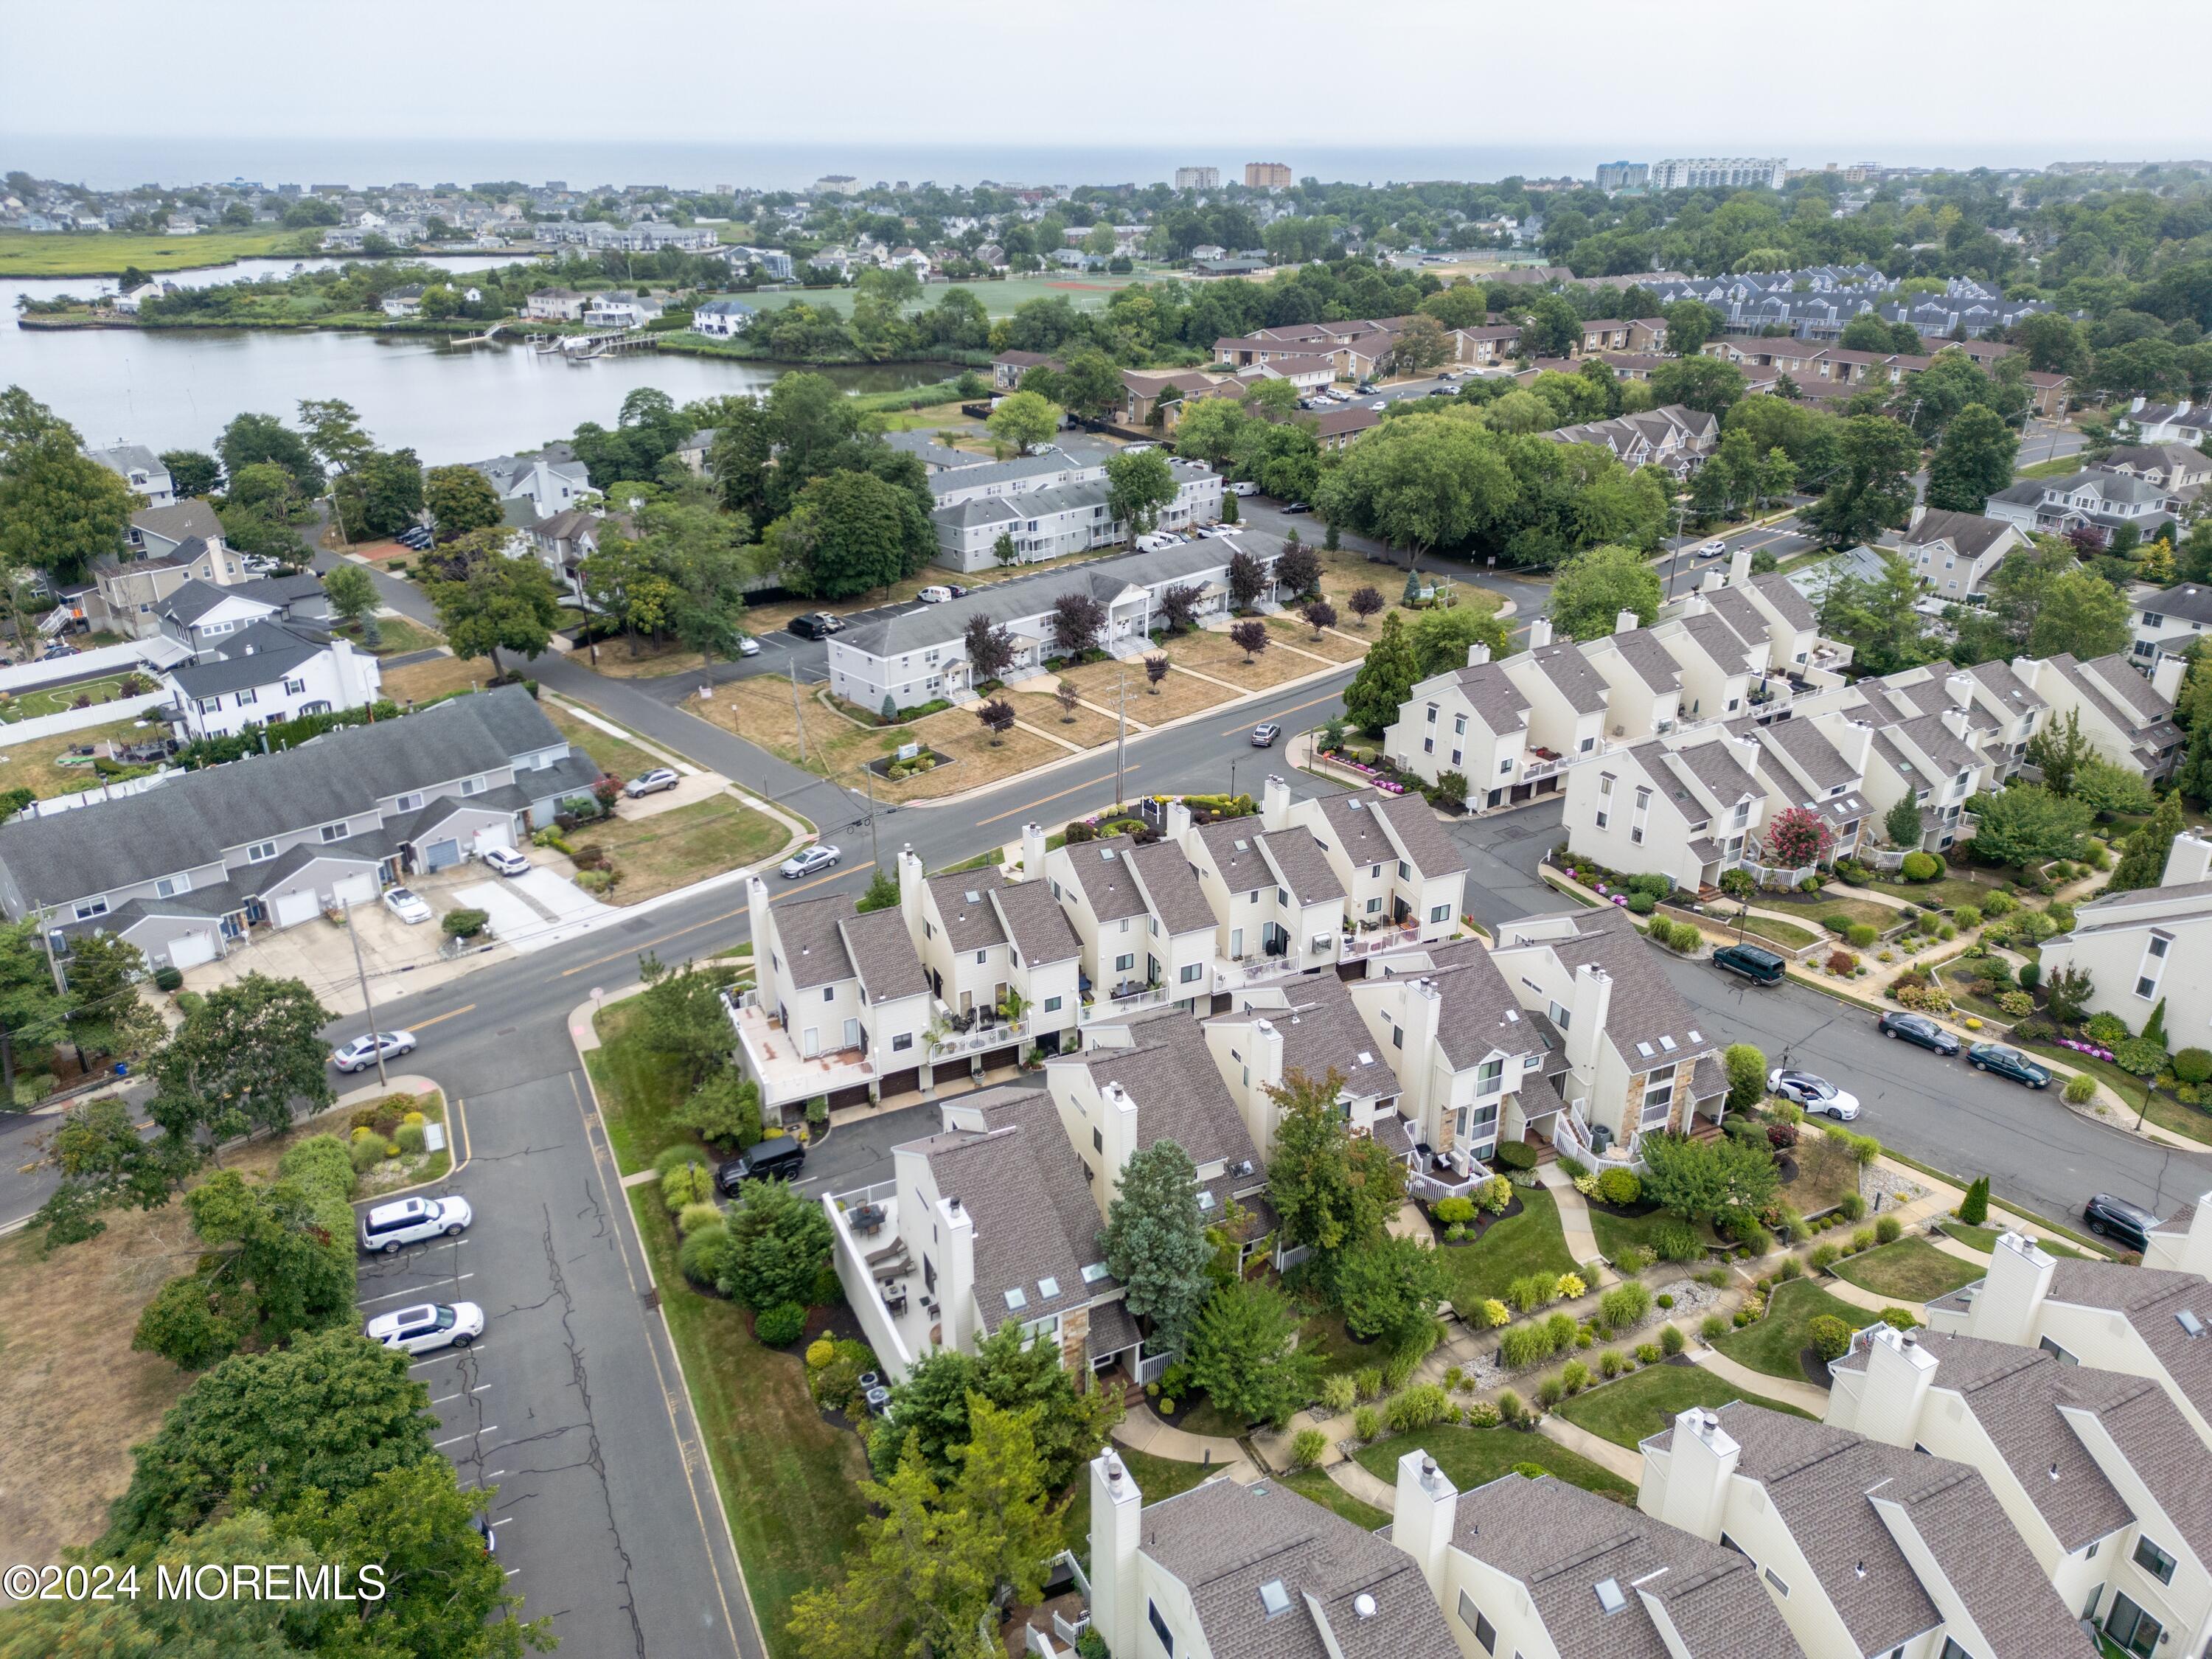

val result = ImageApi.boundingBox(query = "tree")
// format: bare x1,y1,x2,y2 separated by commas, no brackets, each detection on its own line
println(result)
61,931,159,1065
1053,681,1080,722
986,389,1062,456
331,448,425,540
1185,1279,1321,1428
672,1071,763,1152
766,469,933,601
1265,1067,1405,1259
1303,598,1338,637
159,448,222,498
2026,709,2093,798
1158,582,1204,633
1226,548,1268,608
1723,1043,1767,1114
1329,1233,1447,1346
145,973,334,1149
975,697,1017,745
721,1177,834,1309
1058,349,1125,422
1649,356,1745,417
1051,591,1107,656
2110,791,2185,891
2027,571,2130,661
1924,403,2019,512
1228,619,1269,663
1958,1175,1991,1227
322,560,378,628
964,613,1015,682
1276,540,1321,598
1548,543,1661,640
1391,313,1453,377
32,1094,201,1246
1662,299,1724,357
1764,804,1834,869
1343,611,1419,734
1885,792,1924,850
2070,757,2153,817
1310,414,1517,568
1173,397,1246,468
875,1320,1115,1492
1840,314,1924,355
1815,549,1935,677
216,411,321,495
1144,653,1170,694
1805,415,1919,547
0,918,70,1099
667,526,757,670
1347,584,1385,627
427,531,561,675
1637,1132,1778,1227
636,953,742,1084
0,386,135,584
423,463,503,539
1409,605,1513,678
992,530,1018,567
1966,784,2093,869
1519,293,1581,359
1102,1139,1213,1351
1105,448,1178,536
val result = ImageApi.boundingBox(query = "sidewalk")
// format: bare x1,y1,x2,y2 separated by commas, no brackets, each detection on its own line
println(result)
1686,1345,1831,1414
1113,1403,1252,1481
1537,1164,1614,1282
1536,1414,1644,1483
1324,1455,1397,1510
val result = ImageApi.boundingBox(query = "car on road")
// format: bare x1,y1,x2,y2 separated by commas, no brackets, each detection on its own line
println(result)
481,845,530,877
1878,1010,1961,1055
736,635,761,656
2083,1192,2159,1251
625,768,681,799
788,613,844,640
1370,400,1388,411
1281,501,1312,515
1425,386,1450,396
716,1135,807,1194
1697,538,1728,559
917,585,954,604
1712,942,1786,985
1354,383,1377,394
1968,1042,2053,1088
1229,481,1259,496
1251,723,1280,747
1767,1068,1860,1120
366,1301,484,1355
360,1194,473,1253
333,1028,419,1073
383,887,433,925
779,843,841,879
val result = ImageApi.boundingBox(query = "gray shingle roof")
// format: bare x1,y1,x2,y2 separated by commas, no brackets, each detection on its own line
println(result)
1607,627,1686,693
838,907,929,1001
165,622,328,700
160,577,271,627
1523,641,1610,714
1966,657,2045,713
1871,1461,2088,1659
1256,975,1399,1102
924,1088,1099,1326
1257,828,1344,906
1541,908,1713,1067
2050,1258,2212,1427
927,868,1009,952
1750,717,1857,798
1316,789,1468,881
1369,936,1549,1073
1071,1009,1259,1174
1446,661,1534,734
1063,834,1151,924
1902,509,2014,558
1126,839,1214,935
768,891,858,990
1750,571,1817,632
990,878,1082,965
130,500,223,548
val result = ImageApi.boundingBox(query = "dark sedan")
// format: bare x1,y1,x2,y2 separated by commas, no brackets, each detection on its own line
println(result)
1877,1010,1961,1055
1967,1042,2053,1088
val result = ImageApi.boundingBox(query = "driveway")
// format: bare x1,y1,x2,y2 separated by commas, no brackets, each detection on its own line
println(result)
450,868,613,955
1447,799,1565,933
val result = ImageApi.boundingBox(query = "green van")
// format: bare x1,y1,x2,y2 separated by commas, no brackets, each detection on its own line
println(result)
1712,943,1786,985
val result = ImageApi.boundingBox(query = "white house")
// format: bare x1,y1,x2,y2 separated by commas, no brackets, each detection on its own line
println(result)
523,288,590,322
2128,582,2212,672
1899,507,2025,602
928,448,1222,573
84,444,174,509
691,298,757,338
2039,831,2212,1044
896,839,1082,1056
1562,728,1769,893
2014,652,2186,782
161,616,382,741
1044,830,1216,1014
583,289,665,329
470,451,594,521
1203,970,1404,1158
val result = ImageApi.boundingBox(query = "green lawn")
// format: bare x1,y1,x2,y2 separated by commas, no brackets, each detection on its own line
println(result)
358,614,442,656
1432,1186,1580,1312
0,226,313,276
588,998,709,1175
1357,1426,1635,1503
1586,1203,1704,1265
1557,1361,1815,1449
546,701,667,784
1868,875,2012,911
1830,1237,1985,1301
1941,1220,2096,1260
0,673,144,721
2019,455,2084,480
2012,1037,2212,1148
1737,914,1818,950
1717,1279,1889,1382
1276,1467,1391,1530
1764,892,1900,932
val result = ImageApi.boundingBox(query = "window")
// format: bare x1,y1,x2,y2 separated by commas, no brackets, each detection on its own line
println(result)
1641,1079,1675,1127
891,1032,913,1052
234,688,257,707
460,776,484,796
1115,952,1135,973
822,986,833,1002
1179,963,1201,984
282,677,306,695
2132,1536,2177,1585
1043,995,1062,1013
1458,1591,1495,1652
2137,934,2170,1000
73,897,108,919
975,949,987,964
1366,896,1383,914
156,874,191,898
1147,1601,1174,1657
320,822,348,843
1762,1566,1789,1598
1549,1000,1571,1029
1478,1059,1503,1096
2106,1593,2164,1657
1092,1127,1103,1154
1430,903,1448,923
246,841,277,862
394,792,423,813
198,698,222,715
1397,860,1411,880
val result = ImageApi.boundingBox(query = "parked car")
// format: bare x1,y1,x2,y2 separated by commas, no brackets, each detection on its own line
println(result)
1767,1068,1860,1120
916,585,954,605
1251,723,1280,747
788,613,844,639
332,1029,419,1074
1370,400,1388,411
365,1301,484,1355
945,584,970,597
396,526,434,552
1712,942,1785,985
481,845,530,877
716,1135,807,1194
1136,532,1180,553
1967,1041,2052,1088
1228,481,1259,496
1878,1010,1961,1054
779,844,841,879
383,888,433,925
625,768,681,799
735,636,762,657
359,1195,472,1254
2083,1192,2159,1251
1281,501,1312,515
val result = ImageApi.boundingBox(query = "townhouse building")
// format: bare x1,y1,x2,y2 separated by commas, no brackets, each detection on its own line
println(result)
2104,442,2211,502
992,349,1065,390
1387,646,1542,812
89,501,248,639
2039,832,2212,1041
2013,652,2186,782
1043,830,1216,1013
1829,1324,2212,1657
1298,779,1468,942
1899,507,2026,602
926,446,1222,572
1736,714,1873,857
85,444,175,509
2125,400,2212,448
1183,803,1349,989
1203,970,1404,1156
1576,318,1636,354
1640,1402,2090,1658
1562,728,1769,893
0,686,600,972
2128,581,2212,670
1984,470,2180,548
895,841,1082,1054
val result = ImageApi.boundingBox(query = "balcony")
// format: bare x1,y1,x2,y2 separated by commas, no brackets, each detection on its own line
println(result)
929,1011,1031,1059
724,989,874,1109
1079,981,1180,1023
826,1180,937,1377
1345,922,1422,959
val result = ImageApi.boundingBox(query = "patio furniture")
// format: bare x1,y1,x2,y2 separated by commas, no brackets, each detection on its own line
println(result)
849,1203,886,1234
863,1235,905,1265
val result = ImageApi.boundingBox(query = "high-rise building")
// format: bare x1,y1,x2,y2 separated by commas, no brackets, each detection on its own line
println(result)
1594,160,1648,192
1173,167,1220,191
1243,161,1293,189
1648,157,1787,190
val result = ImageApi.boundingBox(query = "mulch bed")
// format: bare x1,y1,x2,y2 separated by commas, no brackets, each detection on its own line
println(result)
1422,1193,1523,1245
1796,1348,1835,1388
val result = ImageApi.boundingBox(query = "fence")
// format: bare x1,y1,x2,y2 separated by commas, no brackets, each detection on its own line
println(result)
3,692,168,745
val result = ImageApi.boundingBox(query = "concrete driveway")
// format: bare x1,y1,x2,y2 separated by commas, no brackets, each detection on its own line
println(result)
450,868,612,955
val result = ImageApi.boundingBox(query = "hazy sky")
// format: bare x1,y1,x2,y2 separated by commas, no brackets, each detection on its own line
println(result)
6,0,2209,178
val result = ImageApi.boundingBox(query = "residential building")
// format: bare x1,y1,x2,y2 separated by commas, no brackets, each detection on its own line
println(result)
1983,470,2179,547
2126,400,2212,447
1043,830,1215,1014
927,447,1222,572
1641,1402,2091,1658
2104,443,2211,502
1546,403,1719,474
1455,322,1523,364
1577,319,1636,354
470,451,594,521
2040,831,2212,1042
88,501,246,639
1596,159,1650,191
0,686,600,971
1173,167,1220,190
1649,157,1789,189
2128,581,2212,669
1899,507,2026,602
379,284,425,318
524,507,627,599
1385,642,1540,813
690,298,756,337
582,289,664,329
522,288,589,321
1183,801,1349,990
1562,728,1769,893
992,349,1066,390
896,839,1082,1054
2013,652,2185,782
84,444,175,509
1204,970,1403,1157
1292,779,1467,944
1828,1323,2212,1658
1245,161,1293,189
154,576,381,739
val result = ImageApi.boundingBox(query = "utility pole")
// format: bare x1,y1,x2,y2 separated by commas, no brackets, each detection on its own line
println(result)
790,664,808,765
340,897,390,1089
860,762,880,870
1114,669,1128,809
1665,499,1691,600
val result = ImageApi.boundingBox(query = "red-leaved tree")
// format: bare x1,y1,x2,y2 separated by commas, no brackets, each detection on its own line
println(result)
1764,804,1834,869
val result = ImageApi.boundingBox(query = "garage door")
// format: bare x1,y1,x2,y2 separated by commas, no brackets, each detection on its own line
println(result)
422,838,462,872
474,822,515,854
333,871,378,907
167,931,218,969
272,888,320,929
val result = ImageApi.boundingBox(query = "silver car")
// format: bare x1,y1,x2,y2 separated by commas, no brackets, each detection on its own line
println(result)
779,844,841,879
1767,1067,1860,1120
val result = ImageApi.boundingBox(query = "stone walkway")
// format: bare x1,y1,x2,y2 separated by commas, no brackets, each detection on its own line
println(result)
1536,1415,1644,1482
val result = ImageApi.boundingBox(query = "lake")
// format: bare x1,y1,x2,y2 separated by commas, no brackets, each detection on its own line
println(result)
1,256,943,464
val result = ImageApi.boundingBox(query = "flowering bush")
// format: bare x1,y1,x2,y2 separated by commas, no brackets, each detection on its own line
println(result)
1554,1272,1588,1301
2059,1037,2115,1062
1766,804,1835,869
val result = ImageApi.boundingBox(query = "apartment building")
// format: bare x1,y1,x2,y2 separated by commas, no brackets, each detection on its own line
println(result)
1641,1402,2090,1658
1204,970,1404,1157
1649,157,1789,189
1546,403,1719,475
2128,581,2212,672
895,841,1082,1054
1043,830,1217,1013
2013,653,2186,782
1829,1323,2212,1657
1563,728,1768,893
928,448,1222,571
1298,781,1468,942
2039,832,2212,1043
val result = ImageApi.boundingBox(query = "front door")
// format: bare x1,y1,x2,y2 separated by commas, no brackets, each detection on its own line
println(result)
2106,1595,2163,1657
801,1026,820,1058
1229,926,1242,958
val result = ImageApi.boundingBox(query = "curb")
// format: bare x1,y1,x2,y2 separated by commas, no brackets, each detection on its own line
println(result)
353,1078,471,1203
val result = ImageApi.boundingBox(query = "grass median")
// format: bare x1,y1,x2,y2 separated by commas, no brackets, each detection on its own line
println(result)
1557,1360,1815,1449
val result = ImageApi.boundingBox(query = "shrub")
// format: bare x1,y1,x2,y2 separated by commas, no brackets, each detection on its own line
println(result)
1997,990,2034,1017
654,1143,710,1177
1558,1360,1593,1396
1811,1242,1841,1270
1875,1215,1902,1244
1653,1220,1705,1262
2175,1048,2212,1086
1599,1349,1626,1379
2115,1036,2168,1078
1839,1192,1866,1222
1705,1268,1731,1287
1444,1365,1464,1391
1599,1281,1652,1333
1899,851,1941,881
349,1136,387,1175
393,1121,426,1155
1700,1314,1728,1341
1846,923,1878,947
442,908,490,940
1545,1311,1579,1350
1382,1346,1422,1391
1493,1141,1538,1171
1507,1273,1555,1313
1820,913,1854,933
1495,1388,1524,1425
2064,1073,2097,1105
1732,1216,1773,1257
678,1222,735,1287
1656,1293,1675,1309
153,965,184,992
1464,1399,1502,1428
1354,1366,1385,1401
1808,1314,1854,1362
1596,1168,1642,1207
1774,1256,1804,1281
1767,1121,1799,1152
1352,1405,1381,1441
1627,890,1657,915
2086,1012,2129,1046
1319,1374,1357,1413
1535,1377,1566,1411
1433,1195,1475,1225
1660,1322,1688,1357
1827,948,1857,975
1554,1272,1588,1301
677,1200,723,1236
1478,1298,1511,1328
661,1161,712,1212
1477,1175,1513,1214
1499,1322,1556,1368
1851,1227,1877,1253
1958,1175,1990,1225
1881,1307,1919,1332
1385,1383,1453,1432
1446,1223,1468,1242
1290,1427,1329,1468
1952,903,1983,930
805,1338,835,1369
1575,1326,1594,1349
754,1301,807,1346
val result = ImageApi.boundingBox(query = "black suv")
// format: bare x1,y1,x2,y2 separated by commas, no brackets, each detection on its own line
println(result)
788,613,841,640
2084,1193,2159,1252
716,1135,807,1194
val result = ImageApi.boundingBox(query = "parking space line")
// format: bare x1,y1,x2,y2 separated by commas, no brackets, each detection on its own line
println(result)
360,1272,473,1308
430,1384,493,1404
410,1347,487,1368
436,1425,495,1448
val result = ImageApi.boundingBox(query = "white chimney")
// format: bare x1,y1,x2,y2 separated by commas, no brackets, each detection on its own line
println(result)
1698,569,1722,594
1614,608,1641,636
1848,1325,1938,1447
1969,1232,2056,1349
1164,800,1192,844
1908,500,1930,532
1939,706,1972,742
939,1189,978,1352
1729,544,1752,588
745,874,771,967
1465,641,1492,669
1649,1408,1739,1542
2164,831,2212,889
897,843,927,942
2146,1188,2212,1277
1392,1450,1459,1598
1944,669,1975,710
1526,616,1554,651
1398,981,1445,1143
1021,821,1047,879
1261,773,1291,832
1565,962,1610,1078
1099,1079,1141,1206
1088,1453,1144,1659
2154,653,2188,704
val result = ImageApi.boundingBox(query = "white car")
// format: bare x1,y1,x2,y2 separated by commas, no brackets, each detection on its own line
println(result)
1767,1067,1861,1121
365,1301,484,1355
1697,538,1728,559
1228,481,1259,497
779,844,841,879
333,1029,419,1074
1370,400,1388,411
359,1194,473,1254
481,846,530,877
383,887,433,925
916,585,954,605
736,636,762,657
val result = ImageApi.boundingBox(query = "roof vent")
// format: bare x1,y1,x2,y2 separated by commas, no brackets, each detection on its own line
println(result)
1105,1454,1124,1487
1594,1579,1627,1615
2049,1462,2061,1481
1259,1580,1291,1618
1854,1561,1867,1579
2180,1310,2206,1339
1353,1593,1377,1620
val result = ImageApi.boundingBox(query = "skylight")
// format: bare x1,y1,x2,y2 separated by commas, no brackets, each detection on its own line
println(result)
1100,847,1117,860
1659,1034,1677,1051
1234,838,1248,851
1356,1051,1374,1066
1595,1579,1627,1615
1348,799,1365,811
1687,1029,1703,1043
964,890,981,904
1636,1041,1655,1057
1004,1287,1027,1310
1197,1191,1216,1210
1037,1276,1060,1300
1259,1580,1291,1618
1081,1262,1110,1284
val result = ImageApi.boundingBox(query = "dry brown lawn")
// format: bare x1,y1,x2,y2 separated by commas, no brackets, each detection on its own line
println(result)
382,653,489,706
1009,689,1120,748
568,795,790,902
1265,615,1367,662
706,674,886,776
543,703,667,782
0,714,157,799
877,706,1070,801
1165,627,1316,689
1054,656,1219,726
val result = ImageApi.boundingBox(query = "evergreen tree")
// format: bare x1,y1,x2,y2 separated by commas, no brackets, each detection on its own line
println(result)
2025,709,2092,797
2110,792,2183,891
1342,611,1419,734
1101,1138,1213,1352
1184,1279,1318,1428
1885,793,1924,849
2177,652,2212,803
1958,1175,1990,1226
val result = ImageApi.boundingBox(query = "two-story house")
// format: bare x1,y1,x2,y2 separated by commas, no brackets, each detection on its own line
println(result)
1562,729,1767,894
88,501,246,639
85,444,174,509
1899,507,2027,603
1183,806,1347,991
1289,780,1468,943
2014,653,2186,782
895,841,1082,1057
1984,470,2179,548
2128,582,2212,673
161,619,383,740
1044,831,1216,1014
2039,831,2212,1043
1385,645,1537,812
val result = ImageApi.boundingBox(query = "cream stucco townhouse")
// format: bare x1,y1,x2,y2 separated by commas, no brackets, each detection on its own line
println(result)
1286,779,1468,944
1043,830,1217,1015
1180,800,1349,992
894,840,1082,1056
1562,728,1769,894
2014,653,2187,783
1203,970,1403,1161
2040,832,2212,1077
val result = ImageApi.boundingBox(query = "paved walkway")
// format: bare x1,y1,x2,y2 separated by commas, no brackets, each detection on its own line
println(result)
1536,1414,1644,1483
1324,1455,1398,1510
1113,1404,1252,1480
1822,1275,1916,1315
1686,1346,1832,1414
1536,1164,1614,1281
